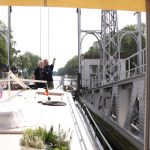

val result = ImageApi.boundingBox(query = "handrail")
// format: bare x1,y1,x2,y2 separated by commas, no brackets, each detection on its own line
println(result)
66,94,88,150
77,97,113,150
87,49,146,88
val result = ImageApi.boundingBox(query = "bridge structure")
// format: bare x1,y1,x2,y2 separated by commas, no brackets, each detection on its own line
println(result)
0,6,149,149
77,9,147,149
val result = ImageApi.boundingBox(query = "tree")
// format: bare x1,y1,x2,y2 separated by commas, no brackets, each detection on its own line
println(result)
0,20,21,68
57,56,78,76
57,41,101,76
119,24,146,69
17,52,41,77
57,24,146,76
64,56,78,76
57,67,65,76
0,21,8,66
84,41,101,59
120,24,146,58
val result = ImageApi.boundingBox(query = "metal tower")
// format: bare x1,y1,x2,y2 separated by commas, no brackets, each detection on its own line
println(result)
100,10,120,84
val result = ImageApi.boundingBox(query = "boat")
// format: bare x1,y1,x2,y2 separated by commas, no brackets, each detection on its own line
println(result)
0,70,112,150
0,1,150,150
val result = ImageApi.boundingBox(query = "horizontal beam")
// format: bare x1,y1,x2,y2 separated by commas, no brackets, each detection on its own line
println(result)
0,0,146,12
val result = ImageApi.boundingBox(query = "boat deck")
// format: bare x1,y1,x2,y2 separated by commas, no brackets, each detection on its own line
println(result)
0,89,101,150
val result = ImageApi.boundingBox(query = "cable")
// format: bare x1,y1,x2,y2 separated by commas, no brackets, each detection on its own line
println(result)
39,7,42,59
48,7,50,60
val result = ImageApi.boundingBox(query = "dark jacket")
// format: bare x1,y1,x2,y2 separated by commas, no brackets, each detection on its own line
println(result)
33,67,45,88
43,64,54,81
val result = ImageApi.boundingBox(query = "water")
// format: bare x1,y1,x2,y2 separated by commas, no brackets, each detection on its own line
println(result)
53,76,77,90
53,76,62,89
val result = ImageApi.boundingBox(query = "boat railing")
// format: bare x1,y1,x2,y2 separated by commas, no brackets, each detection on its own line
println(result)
77,97,113,150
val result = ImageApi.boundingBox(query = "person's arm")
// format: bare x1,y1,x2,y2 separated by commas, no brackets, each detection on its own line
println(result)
52,58,56,65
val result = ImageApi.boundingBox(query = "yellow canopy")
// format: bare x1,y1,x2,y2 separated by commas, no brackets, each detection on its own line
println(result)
0,0,146,12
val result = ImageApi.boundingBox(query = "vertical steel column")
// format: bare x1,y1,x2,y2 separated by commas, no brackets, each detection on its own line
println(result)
144,0,150,149
77,8,81,93
136,12,142,72
7,6,11,68
77,8,81,74
7,6,11,97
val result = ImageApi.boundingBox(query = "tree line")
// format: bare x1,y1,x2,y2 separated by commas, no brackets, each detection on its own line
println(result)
0,20,146,78
58,24,146,76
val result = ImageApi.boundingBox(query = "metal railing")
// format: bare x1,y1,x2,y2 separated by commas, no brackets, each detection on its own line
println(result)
86,49,145,89
77,98,113,150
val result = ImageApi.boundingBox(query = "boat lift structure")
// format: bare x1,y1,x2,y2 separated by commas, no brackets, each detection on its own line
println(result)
0,0,150,149
77,8,147,149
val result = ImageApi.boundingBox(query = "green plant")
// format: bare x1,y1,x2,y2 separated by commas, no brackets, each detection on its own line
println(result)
44,126,57,145
20,126,72,150
20,128,45,149
52,125,72,150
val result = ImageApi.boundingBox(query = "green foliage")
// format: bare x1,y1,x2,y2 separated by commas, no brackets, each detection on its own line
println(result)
44,126,57,145
20,128,45,149
121,25,136,31
0,20,21,69
57,67,65,76
17,51,41,77
0,20,41,78
120,34,137,58
57,41,101,76
52,125,72,150
0,21,8,66
63,56,78,76
120,24,146,58
84,41,101,59
0,17,146,78
20,126,72,150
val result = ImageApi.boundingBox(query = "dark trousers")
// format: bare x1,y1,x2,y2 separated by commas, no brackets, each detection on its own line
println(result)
47,81,54,89
35,83,46,89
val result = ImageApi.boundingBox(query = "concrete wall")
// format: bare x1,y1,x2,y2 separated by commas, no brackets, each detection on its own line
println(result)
81,75,145,149
81,59,100,88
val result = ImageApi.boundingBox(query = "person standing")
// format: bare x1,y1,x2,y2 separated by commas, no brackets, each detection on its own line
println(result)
33,61,45,89
43,58,56,89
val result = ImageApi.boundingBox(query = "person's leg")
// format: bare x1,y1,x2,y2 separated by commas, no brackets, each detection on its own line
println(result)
47,81,51,89
35,83,38,89
50,81,54,89
38,83,43,88
48,81,54,89
41,83,46,88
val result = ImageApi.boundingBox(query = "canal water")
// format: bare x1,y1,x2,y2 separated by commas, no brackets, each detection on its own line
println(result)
53,76,77,90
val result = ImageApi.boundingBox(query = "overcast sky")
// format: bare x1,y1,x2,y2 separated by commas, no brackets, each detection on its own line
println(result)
0,6,146,71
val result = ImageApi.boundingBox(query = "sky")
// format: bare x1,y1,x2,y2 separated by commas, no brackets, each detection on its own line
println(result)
0,6,146,71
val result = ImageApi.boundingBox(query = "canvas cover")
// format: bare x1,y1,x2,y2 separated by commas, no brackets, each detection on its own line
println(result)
0,0,146,11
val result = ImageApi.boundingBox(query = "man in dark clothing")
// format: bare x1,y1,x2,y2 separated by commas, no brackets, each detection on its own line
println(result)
43,58,56,89
33,61,45,89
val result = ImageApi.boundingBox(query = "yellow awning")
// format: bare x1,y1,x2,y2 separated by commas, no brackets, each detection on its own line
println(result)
0,0,146,12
